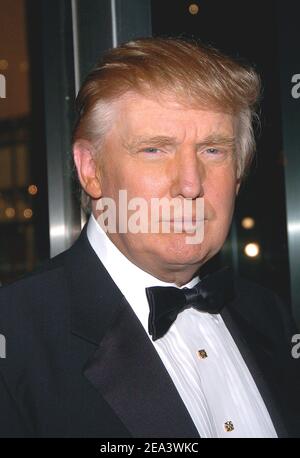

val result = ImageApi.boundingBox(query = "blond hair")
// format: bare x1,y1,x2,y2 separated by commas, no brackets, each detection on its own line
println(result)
73,37,261,213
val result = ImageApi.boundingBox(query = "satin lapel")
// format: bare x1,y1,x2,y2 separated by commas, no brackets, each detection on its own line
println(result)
83,296,200,438
65,226,199,438
221,305,287,438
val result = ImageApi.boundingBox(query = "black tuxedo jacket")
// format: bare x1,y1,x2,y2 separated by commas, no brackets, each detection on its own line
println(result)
0,226,299,438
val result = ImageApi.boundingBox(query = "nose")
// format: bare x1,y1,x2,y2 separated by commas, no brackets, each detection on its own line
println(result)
169,147,204,199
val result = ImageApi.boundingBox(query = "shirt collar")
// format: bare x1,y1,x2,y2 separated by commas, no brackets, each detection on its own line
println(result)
86,213,199,332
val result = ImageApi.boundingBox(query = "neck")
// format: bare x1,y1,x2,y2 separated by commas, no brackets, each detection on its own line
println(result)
140,263,200,286
106,236,201,286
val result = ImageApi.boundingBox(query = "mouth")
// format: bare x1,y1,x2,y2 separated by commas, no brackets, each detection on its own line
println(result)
160,218,208,223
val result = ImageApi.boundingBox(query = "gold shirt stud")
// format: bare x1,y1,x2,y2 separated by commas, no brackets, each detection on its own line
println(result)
224,421,234,432
197,349,208,359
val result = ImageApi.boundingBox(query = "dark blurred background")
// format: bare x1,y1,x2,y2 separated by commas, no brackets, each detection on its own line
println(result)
0,0,49,285
0,0,299,324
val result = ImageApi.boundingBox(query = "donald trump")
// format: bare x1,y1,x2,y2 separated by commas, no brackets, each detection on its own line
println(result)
0,37,299,438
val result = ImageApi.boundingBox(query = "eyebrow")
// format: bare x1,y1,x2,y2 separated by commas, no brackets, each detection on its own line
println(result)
123,134,236,150
123,136,178,150
196,134,236,149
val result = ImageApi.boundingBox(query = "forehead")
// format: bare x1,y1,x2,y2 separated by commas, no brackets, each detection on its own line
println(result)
110,91,235,140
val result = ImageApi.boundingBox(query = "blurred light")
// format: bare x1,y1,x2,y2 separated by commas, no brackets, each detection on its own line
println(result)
244,243,260,258
5,207,15,218
24,208,33,219
50,224,66,238
0,59,8,70
241,217,255,229
28,184,38,195
19,61,29,72
188,3,199,15
288,222,300,234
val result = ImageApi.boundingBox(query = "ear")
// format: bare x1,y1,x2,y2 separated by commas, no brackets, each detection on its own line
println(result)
73,140,102,199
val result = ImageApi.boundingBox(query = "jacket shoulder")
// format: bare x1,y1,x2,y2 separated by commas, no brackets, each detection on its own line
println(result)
0,248,72,359
232,276,297,341
0,249,67,311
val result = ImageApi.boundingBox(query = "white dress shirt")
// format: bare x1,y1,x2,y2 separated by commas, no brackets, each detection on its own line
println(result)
87,214,277,438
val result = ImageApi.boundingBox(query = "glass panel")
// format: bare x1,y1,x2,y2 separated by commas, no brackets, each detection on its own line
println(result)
0,0,49,285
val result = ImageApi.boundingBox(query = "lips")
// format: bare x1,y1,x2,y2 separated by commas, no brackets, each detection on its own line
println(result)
161,218,207,223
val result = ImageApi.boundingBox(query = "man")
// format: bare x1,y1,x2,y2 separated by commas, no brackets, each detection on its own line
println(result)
0,38,299,438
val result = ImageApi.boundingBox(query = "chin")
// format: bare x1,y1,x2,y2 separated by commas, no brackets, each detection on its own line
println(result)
154,234,209,267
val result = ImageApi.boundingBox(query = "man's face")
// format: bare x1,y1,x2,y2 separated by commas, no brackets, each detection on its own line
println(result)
91,92,239,282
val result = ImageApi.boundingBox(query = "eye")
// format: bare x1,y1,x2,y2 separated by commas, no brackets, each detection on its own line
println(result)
143,147,160,154
205,147,220,155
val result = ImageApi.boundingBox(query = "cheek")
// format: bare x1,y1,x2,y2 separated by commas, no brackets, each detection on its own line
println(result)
100,158,132,195
120,165,168,199
207,178,236,220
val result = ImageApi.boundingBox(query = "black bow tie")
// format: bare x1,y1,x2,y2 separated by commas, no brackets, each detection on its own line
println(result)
145,267,235,341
